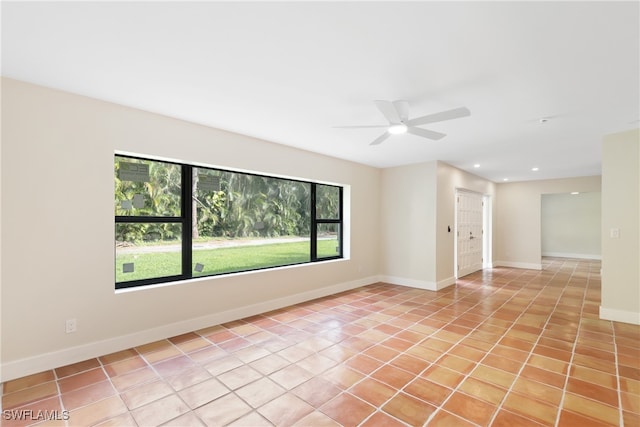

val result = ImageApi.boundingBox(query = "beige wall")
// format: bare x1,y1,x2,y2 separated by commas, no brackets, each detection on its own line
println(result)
601,128,640,325
494,176,601,269
435,162,495,283
0,78,381,380
541,192,601,259
380,162,438,287
3,77,634,381
379,161,494,288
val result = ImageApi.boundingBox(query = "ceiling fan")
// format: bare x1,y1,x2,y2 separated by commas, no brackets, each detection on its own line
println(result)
335,100,471,145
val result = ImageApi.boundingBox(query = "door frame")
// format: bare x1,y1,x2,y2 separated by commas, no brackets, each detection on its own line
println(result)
455,189,491,278
483,194,493,269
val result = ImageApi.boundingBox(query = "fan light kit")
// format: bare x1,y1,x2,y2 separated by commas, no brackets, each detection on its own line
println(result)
335,100,471,145
388,124,408,134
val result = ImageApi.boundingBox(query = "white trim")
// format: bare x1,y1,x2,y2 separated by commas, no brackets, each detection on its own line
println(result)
542,252,601,260
493,261,542,270
436,276,456,290
381,275,437,290
599,306,640,325
483,194,492,269
115,258,349,294
0,276,377,382
380,275,456,291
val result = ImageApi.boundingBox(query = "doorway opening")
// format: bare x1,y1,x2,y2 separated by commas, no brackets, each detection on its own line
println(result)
540,192,601,261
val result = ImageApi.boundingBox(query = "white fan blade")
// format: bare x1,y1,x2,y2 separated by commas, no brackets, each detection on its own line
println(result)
375,100,401,124
407,126,446,140
393,100,410,122
408,107,470,127
369,132,391,145
333,125,389,129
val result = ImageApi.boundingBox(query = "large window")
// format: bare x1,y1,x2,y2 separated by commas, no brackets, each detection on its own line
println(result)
115,155,343,289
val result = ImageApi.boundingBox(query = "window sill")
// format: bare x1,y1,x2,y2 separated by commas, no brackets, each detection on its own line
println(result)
115,257,347,294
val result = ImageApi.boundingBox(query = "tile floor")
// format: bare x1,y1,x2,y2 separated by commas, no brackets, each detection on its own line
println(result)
2,258,639,426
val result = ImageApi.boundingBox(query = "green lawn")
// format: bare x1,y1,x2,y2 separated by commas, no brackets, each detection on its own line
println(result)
116,239,339,283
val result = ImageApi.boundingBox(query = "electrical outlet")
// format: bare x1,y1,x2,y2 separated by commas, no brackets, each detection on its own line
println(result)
610,228,620,239
65,318,77,334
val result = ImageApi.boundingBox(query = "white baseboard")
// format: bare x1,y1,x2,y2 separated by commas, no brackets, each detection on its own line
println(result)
493,261,542,270
599,306,640,325
380,275,434,290
0,276,377,383
436,276,456,290
380,275,455,291
542,252,601,260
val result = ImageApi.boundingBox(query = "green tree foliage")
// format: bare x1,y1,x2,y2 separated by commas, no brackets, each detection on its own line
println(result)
114,157,182,243
195,170,312,239
316,184,340,219
115,157,338,244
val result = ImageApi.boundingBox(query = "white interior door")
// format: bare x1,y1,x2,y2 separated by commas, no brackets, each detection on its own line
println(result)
456,190,484,278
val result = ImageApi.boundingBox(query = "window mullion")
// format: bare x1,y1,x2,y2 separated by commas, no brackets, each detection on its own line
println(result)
311,183,317,261
182,165,193,279
339,186,343,258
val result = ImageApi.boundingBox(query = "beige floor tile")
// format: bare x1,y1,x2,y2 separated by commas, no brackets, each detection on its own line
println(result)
121,379,173,410
195,393,252,426
258,393,314,426
178,377,230,410
131,394,190,426
235,377,285,408
68,395,128,426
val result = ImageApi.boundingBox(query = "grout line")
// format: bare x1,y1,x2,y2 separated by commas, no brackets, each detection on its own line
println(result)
357,266,556,426
53,371,68,427
450,263,569,426
550,260,585,427
610,302,625,427
551,259,624,426
326,284,465,426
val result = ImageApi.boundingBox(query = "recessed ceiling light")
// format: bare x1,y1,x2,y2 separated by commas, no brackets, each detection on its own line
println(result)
571,192,580,195
388,124,408,135
474,164,480,168
532,167,539,171
503,178,509,181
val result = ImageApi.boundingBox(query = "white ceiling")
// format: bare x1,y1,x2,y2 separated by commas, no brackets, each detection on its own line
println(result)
2,1,639,182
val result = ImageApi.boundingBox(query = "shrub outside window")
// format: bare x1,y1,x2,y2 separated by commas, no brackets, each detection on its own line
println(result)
115,155,343,289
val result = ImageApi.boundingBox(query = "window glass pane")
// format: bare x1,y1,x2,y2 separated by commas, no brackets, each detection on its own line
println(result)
317,223,340,258
192,168,311,275
192,237,311,276
115,156,182,217
114,154,344,288
115,223,182,283
316,185,340,219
